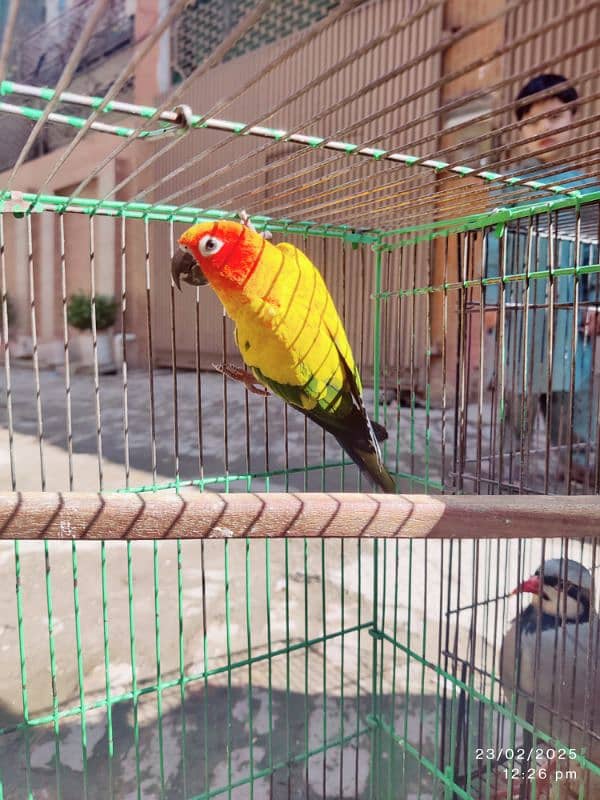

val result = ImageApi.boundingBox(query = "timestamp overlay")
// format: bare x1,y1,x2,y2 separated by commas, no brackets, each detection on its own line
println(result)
474,746,580,784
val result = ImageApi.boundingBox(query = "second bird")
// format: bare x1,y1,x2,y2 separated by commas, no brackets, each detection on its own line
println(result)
500,558,600,798
171,219,395,493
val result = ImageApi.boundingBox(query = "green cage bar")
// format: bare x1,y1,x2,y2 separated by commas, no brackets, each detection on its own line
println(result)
0,182,599,800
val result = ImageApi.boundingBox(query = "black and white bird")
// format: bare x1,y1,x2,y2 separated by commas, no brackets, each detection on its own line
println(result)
500,558,600,799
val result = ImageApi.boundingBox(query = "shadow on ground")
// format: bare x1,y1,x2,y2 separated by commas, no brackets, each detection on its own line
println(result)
0,686,449,799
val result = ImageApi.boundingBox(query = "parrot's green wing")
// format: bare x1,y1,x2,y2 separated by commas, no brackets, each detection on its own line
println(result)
252,327,394,493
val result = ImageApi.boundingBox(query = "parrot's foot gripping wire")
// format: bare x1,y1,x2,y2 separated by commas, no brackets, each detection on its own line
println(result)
212,362,270,396
169,104,194,135
238,209,272,240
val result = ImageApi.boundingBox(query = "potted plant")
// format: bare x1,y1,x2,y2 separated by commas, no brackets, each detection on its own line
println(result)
67,292,118,372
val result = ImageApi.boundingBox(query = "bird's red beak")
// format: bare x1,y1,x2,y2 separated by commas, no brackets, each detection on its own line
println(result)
512,576,541,595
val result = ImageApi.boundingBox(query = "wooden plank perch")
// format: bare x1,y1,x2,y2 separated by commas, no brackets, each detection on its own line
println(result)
0,492,598,539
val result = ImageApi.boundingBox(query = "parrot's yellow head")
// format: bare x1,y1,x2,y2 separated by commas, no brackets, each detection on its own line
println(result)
172,220,267,291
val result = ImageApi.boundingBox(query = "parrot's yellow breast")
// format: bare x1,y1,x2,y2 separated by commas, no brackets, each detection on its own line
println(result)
214,240,359,409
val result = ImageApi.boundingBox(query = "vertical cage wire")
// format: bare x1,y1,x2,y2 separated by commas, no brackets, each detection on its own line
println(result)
3,201,596,497
1,536,380,798
0,195,599,800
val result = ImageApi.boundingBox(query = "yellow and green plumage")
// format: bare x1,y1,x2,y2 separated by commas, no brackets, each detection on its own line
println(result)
171,220,395,493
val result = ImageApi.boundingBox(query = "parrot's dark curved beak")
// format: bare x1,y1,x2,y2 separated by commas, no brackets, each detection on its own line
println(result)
171,248,208,291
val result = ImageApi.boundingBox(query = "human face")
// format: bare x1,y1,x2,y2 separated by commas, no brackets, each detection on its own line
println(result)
519,96,574,162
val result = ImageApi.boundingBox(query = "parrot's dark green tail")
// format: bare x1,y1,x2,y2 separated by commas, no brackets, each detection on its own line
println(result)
301,400,396,492
370,419,388,444
334,425,397,494
258,341,397,492
303,352,396,493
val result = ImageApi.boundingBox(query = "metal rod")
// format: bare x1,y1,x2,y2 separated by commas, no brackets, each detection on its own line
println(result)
0,56,590,204
0,492,598,539
172,6,598,218
61,0,275,208
24,0,205,209
93,0,371,206
0,189,381,240
0,0,22,82
4,0,110,188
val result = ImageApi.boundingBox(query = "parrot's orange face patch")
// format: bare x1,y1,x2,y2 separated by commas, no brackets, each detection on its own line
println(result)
178,221,265,288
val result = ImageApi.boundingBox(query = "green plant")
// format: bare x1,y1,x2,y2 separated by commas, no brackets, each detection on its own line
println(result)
67,292,118,332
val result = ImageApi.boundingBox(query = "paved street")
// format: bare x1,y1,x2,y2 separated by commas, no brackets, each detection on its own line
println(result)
0,364,442,494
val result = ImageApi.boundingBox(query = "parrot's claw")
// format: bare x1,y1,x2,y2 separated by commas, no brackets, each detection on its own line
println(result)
238,210,272,240
212,362,270,396
238,210,251,227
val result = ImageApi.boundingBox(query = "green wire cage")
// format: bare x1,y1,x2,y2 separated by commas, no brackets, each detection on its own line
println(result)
0,0,600,798
0,190,599,800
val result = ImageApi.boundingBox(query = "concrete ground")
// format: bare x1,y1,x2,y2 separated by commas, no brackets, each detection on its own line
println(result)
0,364,440,494
0,365,596,799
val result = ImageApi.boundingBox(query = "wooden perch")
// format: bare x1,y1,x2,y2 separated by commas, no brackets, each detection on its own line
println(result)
0,492,597,540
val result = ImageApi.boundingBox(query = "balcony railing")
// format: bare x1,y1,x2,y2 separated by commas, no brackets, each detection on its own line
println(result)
9,0,134,86
0,0,135,171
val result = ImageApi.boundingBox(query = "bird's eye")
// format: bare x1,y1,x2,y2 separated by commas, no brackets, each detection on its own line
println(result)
199,235,224,258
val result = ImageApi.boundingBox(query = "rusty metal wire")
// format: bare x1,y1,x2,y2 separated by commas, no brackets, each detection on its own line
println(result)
151,0,526,211
100,0,369,206
0,0,21,82
0,0,596,234
146,0,598,227
27,0,194,210
5,0,110,189
126,0,445,207
187,85,599,229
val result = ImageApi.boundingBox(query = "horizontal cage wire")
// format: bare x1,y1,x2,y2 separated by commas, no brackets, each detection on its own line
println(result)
0,0,598,799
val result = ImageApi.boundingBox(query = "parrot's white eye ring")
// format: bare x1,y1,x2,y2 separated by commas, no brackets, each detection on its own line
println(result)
199,235,224,258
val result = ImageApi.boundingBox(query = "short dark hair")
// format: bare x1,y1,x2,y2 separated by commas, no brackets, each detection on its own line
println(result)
515,74,578,121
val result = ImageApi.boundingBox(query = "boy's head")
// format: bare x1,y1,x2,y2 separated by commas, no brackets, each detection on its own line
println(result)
515,73,578,162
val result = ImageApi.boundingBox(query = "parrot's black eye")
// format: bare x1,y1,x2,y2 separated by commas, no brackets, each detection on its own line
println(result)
199,235,224,258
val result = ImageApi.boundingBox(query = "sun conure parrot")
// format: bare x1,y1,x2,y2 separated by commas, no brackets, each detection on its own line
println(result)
171,216,395,493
